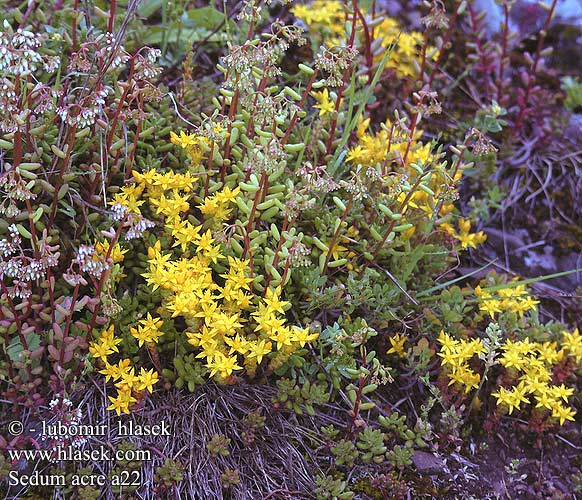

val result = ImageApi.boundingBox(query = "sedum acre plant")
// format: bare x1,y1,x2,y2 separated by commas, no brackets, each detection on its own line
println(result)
92,141,319,412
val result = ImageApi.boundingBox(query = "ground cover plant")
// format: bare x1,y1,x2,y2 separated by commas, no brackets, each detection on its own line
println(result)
0,0,581,499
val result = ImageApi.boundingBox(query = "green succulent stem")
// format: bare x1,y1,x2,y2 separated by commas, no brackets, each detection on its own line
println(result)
263,214,291,293
322,193,353,275
281,73,317,147
365,170,430,272
324,1,359,157
48,123,77,228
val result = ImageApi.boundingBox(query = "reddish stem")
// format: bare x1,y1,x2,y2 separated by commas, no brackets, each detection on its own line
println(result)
84,216,127,343
60,283,80,366
108,0,116,32
514,0,558,131
427,0,463,88
48,124,78,228
106,60,135,148
497,3,510,104
72,0,79,52
281,73,317,147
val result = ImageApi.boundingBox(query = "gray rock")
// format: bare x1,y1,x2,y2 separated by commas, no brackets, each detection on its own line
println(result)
412,450,446,475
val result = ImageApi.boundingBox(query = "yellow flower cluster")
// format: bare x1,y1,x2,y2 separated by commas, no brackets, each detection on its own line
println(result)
387,333,407,358
291,0,346,46
437,330,484,393
88,325,160,415
130,312,164,347
437,329,581,425
440,218,487,250
291,2,437,78
474,280,539,319
116,137,317,381
347,117,460,239
169,130,208,164
562,327,582,363
94,240,128,263
375,17,439,79
493,337,577,425
346,117,432,169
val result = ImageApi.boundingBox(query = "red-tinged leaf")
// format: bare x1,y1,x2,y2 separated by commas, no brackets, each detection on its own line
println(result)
31,346,45,360
53,323,63,341
47,345,59,360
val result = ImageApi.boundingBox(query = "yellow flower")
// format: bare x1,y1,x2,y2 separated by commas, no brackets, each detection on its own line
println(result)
534,390,557,410
107,388,137,416
170,130,198,149
204,244,225,264
98,325,122,353
387,333,407,358
225,334,250,355
110,190,144,214
196,230,215,253
112,359,132,379
437,330,458,354
499,349,527,371
139,312,163,332
89,340,114,362
130,313,163,347
137,368,159,394
271,326,293,349
551,403,576,426
448,365,480,393
263,286,289,315
116,368,139,391
98,362,119,382
246,339,272,364
95,240,128,263
452,218,487,250
562,328,582,362
311,88,337,116
547,384,574,403
215,186,240,204
326,240,349,262
492,385,529,415
291,326,319,348
169,219,202,252
206,352,242,378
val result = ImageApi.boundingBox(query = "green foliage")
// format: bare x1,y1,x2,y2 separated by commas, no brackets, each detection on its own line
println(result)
241,409,267,445
155,458,185,488
473,101,508,134
562,76,582,111
207,434,231,458
385,445,413,470
220,468,241,489
273,378,329,416
331,439,359,468
356,427,387,464
0,2,168,410
314,474,355,500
